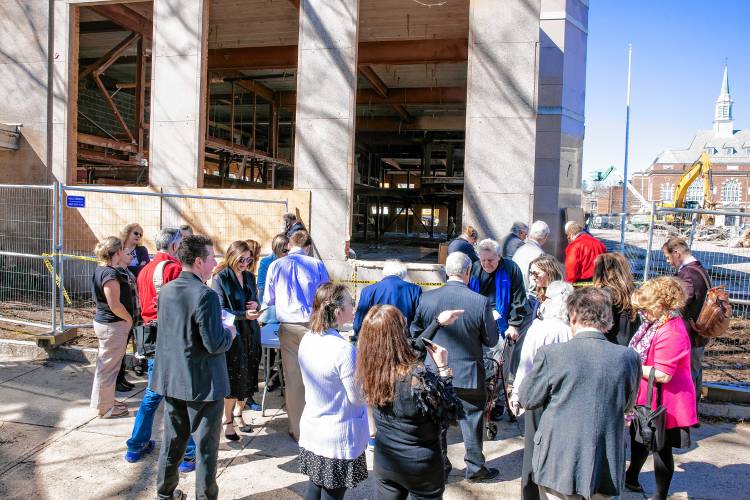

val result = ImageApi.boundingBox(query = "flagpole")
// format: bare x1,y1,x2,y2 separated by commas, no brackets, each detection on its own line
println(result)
620,44,632,253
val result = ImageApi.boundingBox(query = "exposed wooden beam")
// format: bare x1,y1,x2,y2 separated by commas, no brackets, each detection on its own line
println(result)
277,86,466,107
358,65,388,98
91,4,152,41
208,38,468,71
357,116,466,132
80,20,129,35
391,104,412,123
80,32,140,80
206,136,292,167
78,149,141,167
288,0,300,8
93,74,135,143
80,55,138,68
222,71,275,102
78,133,139,153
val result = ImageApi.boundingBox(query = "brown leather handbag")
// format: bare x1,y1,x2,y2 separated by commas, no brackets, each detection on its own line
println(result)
691,269,731,339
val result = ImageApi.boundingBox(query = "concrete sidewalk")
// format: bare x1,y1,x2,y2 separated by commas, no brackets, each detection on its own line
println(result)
0,355,748,499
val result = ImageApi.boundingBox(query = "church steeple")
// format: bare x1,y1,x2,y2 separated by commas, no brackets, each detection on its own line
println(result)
713,64,734,137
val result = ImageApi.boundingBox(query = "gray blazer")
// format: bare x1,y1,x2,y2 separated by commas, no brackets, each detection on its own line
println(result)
151,272,233,401
409,280,499,390
518,329,641,498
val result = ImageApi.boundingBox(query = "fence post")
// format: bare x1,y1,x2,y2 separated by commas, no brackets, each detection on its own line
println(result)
58,183,65,331
643,201,656,282
687,212,698,249
51,182,58,333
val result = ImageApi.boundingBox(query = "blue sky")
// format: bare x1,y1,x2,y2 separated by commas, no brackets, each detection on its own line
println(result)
582,1,750,181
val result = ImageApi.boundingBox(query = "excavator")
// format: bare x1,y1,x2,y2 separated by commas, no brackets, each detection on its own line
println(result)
660,151,716,225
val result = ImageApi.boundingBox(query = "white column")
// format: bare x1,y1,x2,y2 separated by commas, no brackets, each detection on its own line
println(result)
293,0,360,265
462,0,541,241
149,0,208,188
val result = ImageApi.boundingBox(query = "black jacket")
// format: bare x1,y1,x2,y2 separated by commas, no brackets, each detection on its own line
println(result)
470,258,528,328
409,281,499,390
447,237,479,263
151,272,233,401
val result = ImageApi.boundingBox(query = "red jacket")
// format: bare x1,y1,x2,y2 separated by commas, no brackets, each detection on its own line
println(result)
564,232,606,282
137,252,182,324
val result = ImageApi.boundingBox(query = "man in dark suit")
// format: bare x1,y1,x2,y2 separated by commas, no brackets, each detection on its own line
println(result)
519,287,640,500
410,251,500,482
152,235,235,500
353,259,422,335
662,237,709,417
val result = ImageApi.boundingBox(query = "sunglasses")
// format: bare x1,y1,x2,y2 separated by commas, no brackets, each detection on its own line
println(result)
133,231,142,237
238,256,253,264
530,270,545,277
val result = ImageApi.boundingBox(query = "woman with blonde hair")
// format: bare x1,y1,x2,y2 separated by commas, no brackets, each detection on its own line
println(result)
357,305,464,499
297,283,368,499
625,277,697,499
120,222,150,276
90,236,135,418
211,240,262,440
447,225,480,262
593,253,640,345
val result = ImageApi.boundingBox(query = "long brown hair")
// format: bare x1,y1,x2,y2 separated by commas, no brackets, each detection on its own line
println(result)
309,282,347,333
245,238,261,273
593,253,634,314
529,254,563,302
355,305,418,407
212,240,251,276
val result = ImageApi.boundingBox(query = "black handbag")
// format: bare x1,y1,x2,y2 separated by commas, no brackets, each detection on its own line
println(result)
632,369,667,452
134,323,158,357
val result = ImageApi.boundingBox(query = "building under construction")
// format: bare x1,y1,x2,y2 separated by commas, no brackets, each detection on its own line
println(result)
0,0,588,274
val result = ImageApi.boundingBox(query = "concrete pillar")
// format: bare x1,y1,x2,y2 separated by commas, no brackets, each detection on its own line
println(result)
293,0,360,268
149,0,209,188
535,0,589,257
462,0,541,241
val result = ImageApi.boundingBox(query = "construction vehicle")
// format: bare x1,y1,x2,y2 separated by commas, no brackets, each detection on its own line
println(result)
660,151,716,225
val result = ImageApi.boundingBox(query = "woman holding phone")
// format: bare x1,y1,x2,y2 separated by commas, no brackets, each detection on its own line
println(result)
356,304,465,499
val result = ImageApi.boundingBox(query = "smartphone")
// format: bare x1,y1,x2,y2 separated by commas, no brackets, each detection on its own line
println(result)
421,338,437,351
256,305,269,314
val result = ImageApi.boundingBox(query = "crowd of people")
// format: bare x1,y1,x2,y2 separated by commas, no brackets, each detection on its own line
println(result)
87,215,713,500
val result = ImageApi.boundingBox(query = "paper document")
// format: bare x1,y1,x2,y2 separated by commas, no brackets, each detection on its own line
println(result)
492,310,500,321
221,310,236,329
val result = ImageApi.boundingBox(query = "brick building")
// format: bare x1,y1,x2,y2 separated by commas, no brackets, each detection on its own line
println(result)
630,66,750,225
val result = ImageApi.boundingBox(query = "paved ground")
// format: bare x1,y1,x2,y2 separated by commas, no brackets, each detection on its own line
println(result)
0,356,748,500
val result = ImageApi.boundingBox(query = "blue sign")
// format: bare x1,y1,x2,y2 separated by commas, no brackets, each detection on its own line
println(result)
66,195,86,208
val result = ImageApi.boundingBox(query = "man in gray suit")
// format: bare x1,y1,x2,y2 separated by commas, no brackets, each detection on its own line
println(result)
152,235,235,500
519,287,641,500
410,251,500,482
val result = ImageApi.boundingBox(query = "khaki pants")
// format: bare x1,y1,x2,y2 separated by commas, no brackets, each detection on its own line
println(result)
90,320,130,413
278,322,308,440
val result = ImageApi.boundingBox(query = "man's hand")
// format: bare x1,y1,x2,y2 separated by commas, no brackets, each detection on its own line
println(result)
245,309,261,321
437,309,464,326
506,325,520,341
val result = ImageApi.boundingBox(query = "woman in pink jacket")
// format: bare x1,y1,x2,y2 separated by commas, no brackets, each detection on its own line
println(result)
626,276,698,500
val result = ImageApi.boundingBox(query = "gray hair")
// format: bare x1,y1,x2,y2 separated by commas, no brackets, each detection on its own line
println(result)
476,238,501,256
511,222,529,235
382,259,407,279
445,252,472,278
154,227,181,251
529,220,550,240
565,287,614,332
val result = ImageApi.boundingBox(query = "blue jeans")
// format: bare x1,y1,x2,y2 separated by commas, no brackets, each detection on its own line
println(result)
126,358,195,460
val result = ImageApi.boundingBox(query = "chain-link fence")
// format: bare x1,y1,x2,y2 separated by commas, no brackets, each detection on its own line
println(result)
0,183,288,340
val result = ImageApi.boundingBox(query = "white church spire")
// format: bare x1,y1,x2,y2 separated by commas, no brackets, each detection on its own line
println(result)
713,63,734,137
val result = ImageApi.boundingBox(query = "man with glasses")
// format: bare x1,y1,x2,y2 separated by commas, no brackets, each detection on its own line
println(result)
124,227,197,473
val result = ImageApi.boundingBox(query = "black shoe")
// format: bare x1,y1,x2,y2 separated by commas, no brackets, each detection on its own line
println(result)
624,481,644,493
171,489,186,500
223,420,240,441
116,381,134,392
467,467,499,482
118,378,135,389
490,404,505,421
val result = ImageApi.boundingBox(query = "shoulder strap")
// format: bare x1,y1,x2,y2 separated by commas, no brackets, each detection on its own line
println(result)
153,260,169,298
694,265,711,290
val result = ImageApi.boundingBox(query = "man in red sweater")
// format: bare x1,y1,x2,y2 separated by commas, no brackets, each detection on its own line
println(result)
125,227,196,471
564,222,606,283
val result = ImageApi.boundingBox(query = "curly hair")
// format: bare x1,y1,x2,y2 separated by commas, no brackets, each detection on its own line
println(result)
631,276,686,316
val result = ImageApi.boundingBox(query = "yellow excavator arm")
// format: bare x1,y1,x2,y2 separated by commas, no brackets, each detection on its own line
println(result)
670,151,714,209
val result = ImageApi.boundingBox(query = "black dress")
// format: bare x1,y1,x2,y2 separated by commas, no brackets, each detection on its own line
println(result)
373,364,464,498
211,267,262,399
602,287,640,346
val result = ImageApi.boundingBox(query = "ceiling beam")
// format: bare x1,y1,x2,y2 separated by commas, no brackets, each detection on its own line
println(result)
358,65,388,98
91,4,152,41
80,20,129,35
277,86,466,107
208,38,467,71
357,116,466,132
221,71,275,103
80,32,140,80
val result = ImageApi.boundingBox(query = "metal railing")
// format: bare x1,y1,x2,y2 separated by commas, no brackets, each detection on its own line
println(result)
0,182,289,338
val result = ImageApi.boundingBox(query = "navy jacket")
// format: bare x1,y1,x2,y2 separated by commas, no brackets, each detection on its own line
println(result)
447,237,478,263
409,281,499,390
151,272,233,401
353,275,422,334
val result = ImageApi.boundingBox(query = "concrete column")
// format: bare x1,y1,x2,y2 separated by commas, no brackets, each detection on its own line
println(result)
535,0,589,257
149,0,209,188
462,0,541,241
293,0,360,268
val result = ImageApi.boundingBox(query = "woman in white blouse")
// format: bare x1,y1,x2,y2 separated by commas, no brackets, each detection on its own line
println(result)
297,283,368,500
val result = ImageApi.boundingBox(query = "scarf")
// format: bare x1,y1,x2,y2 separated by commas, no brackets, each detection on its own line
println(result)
469,263,511,336
628,311,676,363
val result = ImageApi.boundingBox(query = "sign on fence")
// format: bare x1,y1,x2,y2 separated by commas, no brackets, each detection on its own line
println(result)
65,195,85,208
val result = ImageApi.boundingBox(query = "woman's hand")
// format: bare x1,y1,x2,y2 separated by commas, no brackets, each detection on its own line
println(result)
246,301,259,311
437,309,464,326
245,309,261,321
426,340,449,369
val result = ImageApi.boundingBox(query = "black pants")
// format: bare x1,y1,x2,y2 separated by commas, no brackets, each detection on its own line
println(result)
157,397,223,500
441,387,486,478
626,427,674,500
304,481,346,500
376,477,443,499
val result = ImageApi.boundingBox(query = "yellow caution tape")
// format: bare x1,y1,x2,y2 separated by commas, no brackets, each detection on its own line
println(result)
337,278,445,287
41,254,72,305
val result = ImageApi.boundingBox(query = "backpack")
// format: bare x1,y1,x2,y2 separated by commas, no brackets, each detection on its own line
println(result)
691,268,731,339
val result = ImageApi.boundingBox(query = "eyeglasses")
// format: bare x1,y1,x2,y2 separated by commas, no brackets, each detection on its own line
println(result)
282,249,289,254
133,231,142,237
238,256,253,264
530,270,544,277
